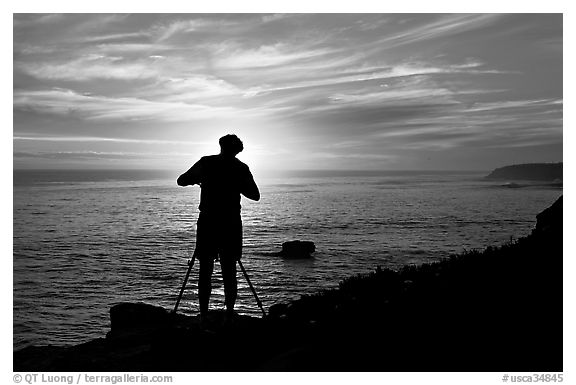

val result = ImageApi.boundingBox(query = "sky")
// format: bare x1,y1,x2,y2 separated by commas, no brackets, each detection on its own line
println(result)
13,13,563,173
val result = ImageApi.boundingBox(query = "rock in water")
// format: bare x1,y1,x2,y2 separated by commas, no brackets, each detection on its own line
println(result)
280,241,316,259
110,302,170,332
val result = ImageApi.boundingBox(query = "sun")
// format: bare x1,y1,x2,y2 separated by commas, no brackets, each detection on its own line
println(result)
237,146,263,172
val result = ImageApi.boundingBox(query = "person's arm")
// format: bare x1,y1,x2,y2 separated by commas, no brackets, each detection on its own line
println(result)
177,159,203,186
241,169,260,201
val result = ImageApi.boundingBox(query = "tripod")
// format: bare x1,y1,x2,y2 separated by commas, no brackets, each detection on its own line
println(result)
238,259,267,318
172,255,267,318
172,254,196,314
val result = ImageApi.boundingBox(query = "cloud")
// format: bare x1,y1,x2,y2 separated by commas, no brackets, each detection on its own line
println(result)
372,14,502,49
211,42,334,69
463,99,562,113
384,98,563,150
310,152,397,161
14,151,144,160
92,43,170,54
14,150,194,161
16,53,166,81
328,88,456,106
261,14,292,23
151,17,253,42
73,14,130,32
153,19,198,41
13,135,209,146
14,44,63,56
246,64,502,127
13,14,64,27
142,75,242,102
13,88,272,122
244,61,504,97
280,90,562,153
76,32,150,44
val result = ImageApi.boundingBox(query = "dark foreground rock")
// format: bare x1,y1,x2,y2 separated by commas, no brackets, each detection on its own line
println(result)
486,162,562,181
534,195,562,237
14,196,562,372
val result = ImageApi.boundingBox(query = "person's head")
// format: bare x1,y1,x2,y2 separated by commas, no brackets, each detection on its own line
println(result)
219,134,244,157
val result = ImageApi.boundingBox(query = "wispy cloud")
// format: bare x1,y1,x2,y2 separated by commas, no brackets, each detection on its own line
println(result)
141,75,243,103
370,97,563,150
72,14,130,33
16,54,163,81
14,150,197,161
463,99,562,113
260,14,292,23
371,14,502,49
76,32,150,44
151,16,256,42
13,88,271,122
153,19,203,41
210,42,335,69
244,61,504,97
13,13,64,27
327,88,457,106
13,135,209,146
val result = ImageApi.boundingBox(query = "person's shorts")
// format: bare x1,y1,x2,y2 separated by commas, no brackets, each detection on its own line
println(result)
193,212,242,261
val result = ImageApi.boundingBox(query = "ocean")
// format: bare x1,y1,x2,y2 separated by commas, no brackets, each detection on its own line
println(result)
13,169,561,350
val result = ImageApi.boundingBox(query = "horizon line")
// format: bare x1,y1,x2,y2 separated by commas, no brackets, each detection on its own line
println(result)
12,161,562,174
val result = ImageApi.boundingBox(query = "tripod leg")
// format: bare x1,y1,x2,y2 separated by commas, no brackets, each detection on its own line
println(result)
238,259,267,318
173,255,195,314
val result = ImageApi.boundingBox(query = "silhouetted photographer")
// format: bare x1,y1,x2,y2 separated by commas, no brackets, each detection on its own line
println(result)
177,134,260,326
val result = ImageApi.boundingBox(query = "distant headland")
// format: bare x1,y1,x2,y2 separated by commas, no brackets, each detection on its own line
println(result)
486,162,562,181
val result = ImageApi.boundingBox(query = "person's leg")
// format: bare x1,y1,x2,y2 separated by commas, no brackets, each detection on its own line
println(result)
198,257,214,319
220,257,238,317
